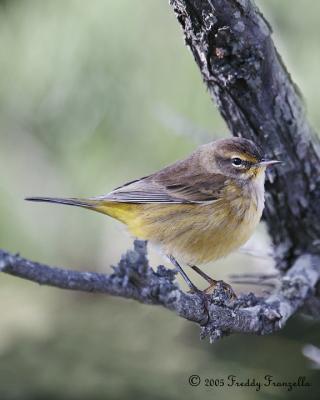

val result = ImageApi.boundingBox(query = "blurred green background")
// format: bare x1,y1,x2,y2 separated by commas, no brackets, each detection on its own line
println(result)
0,0,319,399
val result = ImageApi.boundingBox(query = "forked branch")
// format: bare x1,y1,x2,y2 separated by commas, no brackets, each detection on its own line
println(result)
1,0,320,341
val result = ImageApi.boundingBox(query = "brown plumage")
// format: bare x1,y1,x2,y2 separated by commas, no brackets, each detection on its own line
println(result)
26,138,281,291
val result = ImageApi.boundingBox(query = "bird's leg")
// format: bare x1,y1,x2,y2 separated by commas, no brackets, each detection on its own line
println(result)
168,255,199,293
190,265,237,299
168,255,210,325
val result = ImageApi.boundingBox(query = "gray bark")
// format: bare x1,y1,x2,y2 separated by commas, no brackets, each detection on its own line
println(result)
1,241,320,342
1,0,320,342
170,0,320,270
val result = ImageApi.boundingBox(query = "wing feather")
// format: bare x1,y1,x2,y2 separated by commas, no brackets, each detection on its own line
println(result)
93,152,227,204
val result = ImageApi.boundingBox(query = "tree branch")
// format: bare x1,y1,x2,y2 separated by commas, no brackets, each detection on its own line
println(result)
1,240,319,342
170,0,320,269
1,0,320,342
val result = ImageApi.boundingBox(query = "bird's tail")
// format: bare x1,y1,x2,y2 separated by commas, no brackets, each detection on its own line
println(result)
25,195,141,226
25,196,100,209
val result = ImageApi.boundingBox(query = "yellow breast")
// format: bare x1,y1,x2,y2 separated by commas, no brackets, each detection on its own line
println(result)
96,176,265,265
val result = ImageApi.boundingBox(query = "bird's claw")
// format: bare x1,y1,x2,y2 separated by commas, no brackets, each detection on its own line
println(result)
203,279,237,300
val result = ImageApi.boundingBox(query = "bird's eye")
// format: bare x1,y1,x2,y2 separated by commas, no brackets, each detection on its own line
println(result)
232,157,243,167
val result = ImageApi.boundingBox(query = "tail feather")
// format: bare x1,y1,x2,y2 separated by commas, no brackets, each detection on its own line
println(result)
25,196,98,208
25,196,140,224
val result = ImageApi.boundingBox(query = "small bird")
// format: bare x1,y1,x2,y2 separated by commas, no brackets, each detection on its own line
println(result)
26,138,281,294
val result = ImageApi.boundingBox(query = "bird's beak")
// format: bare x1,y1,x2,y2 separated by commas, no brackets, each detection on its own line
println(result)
258,159,282,168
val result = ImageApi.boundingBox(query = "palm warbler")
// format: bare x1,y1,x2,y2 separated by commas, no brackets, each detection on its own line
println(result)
26,138,281,293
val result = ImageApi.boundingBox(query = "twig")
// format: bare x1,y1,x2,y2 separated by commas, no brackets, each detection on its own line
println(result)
230,272,279,288
237,246,273,260
302,344,320,369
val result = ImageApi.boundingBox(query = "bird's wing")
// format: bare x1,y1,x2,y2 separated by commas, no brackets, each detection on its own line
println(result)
94,165,227,204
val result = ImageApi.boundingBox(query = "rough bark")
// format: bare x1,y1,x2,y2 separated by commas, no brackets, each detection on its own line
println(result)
1,0,320,342
1,240,319,342
170,0,320,270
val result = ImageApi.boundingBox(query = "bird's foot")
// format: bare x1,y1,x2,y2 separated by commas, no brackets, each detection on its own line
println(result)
203,279,237,299
190,265,237,300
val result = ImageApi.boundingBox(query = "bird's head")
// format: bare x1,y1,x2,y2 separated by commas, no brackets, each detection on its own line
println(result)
201,137,281,181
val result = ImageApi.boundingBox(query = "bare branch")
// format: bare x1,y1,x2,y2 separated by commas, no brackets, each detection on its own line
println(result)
1,241,319,342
